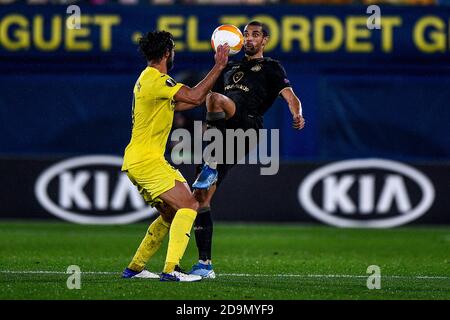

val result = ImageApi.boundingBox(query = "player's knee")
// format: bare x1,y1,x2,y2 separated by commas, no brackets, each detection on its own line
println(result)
160,208,176,223
156,202,176,223
197,199,211,209
188,198,200,212
182,197,199,212
160,211,174,224
206,92,225,112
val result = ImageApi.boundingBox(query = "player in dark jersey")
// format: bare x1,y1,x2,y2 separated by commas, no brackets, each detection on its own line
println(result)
189,21,305,278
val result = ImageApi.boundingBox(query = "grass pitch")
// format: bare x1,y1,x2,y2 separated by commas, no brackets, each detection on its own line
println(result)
0,221,449,300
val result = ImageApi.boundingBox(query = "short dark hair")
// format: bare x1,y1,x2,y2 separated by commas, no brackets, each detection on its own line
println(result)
138,30,174,62
245,21,269,37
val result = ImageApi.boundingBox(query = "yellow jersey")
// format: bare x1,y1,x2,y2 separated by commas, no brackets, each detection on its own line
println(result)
122,66,184,170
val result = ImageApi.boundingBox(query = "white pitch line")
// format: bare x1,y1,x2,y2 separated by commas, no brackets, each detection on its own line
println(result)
0,270,116,275
0,270,449,280
220,273,450,280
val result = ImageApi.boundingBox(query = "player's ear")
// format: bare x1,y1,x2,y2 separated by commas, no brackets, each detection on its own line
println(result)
262,36,269,47
164,49,171,58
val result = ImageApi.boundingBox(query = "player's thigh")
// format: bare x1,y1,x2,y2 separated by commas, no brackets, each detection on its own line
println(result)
206,92,236,119
159,180,199,212
126,159,189,208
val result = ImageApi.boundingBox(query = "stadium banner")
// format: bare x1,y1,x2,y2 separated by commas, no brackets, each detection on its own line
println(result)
2,5,450,162
1,156,449,227
1,5,450,70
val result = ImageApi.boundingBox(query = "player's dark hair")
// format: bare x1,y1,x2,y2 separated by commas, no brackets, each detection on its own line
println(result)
138,31,174,62
246,21,269,37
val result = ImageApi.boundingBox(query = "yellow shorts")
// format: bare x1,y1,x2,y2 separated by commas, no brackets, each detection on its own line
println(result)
124,158,186,207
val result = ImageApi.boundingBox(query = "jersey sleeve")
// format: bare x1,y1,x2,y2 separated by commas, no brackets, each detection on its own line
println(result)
154,75,184,100
268,62,291,96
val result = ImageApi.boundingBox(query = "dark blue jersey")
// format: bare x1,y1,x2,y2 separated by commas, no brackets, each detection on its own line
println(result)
213,56,291,127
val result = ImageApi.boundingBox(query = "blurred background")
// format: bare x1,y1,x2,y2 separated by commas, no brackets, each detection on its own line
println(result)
0,0,449,227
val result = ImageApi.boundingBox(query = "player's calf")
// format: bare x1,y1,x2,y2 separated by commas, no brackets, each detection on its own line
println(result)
193,186,216,208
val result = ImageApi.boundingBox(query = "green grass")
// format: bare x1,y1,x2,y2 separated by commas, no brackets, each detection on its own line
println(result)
0,221,449,300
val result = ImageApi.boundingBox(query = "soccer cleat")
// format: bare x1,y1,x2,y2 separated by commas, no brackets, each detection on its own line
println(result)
122,268,159,279
192,164,218,190
160,271,202,282
189,262,216,279
132,270,160,279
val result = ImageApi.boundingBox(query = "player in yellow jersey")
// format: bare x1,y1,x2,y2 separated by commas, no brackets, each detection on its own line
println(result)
121,30,229,282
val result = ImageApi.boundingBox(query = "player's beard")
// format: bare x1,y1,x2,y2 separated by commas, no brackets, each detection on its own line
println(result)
166,53,174,71
244,44,259,57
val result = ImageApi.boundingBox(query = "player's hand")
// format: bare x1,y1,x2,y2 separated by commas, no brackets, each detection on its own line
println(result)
292,114,305,130
214,44,230,69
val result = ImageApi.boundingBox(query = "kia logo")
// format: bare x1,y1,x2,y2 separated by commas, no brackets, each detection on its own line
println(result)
298,159,435,228
35,155,157,224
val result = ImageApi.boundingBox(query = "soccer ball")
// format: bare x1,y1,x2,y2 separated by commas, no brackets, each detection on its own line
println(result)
211,24,244,56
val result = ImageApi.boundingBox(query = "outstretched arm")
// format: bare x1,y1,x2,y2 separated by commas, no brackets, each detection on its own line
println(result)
280,87,305,130
174,101,198,111
173,45,229,107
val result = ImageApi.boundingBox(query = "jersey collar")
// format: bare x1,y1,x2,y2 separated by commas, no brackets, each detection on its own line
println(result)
242,56,265,63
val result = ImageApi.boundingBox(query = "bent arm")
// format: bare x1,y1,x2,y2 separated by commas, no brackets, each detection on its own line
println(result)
174,68,221,106
173,45,229,106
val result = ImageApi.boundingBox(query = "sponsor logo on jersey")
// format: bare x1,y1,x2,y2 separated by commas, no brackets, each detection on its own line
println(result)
224,84,250,92
233,71,244,83
251,64,262,72
166,78,177,87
